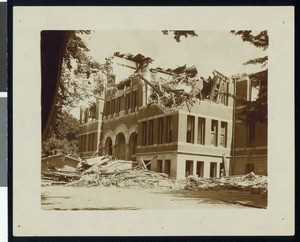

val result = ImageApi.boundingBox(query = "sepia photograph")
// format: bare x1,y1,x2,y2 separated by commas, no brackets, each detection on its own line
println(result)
41,30,268,210
12,7,294,236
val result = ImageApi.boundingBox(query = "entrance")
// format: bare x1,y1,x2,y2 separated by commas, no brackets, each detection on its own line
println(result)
115,133,126,160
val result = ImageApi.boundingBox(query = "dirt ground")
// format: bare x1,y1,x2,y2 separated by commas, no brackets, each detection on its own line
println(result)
41,185,267,210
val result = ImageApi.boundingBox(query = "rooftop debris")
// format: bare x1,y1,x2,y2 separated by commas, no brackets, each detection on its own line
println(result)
107,52,231,112
42,157,267,194
145,66,230,112
113,52,154,64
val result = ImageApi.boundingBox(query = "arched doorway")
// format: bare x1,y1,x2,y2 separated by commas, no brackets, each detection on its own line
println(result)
129,132,137,161
115,133,126,160
104,137,113,156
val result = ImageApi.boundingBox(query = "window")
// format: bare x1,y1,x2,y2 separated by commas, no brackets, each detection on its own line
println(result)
148,120,154,145
157,160,163,173
116,97,121,113
186,115,195,143
196,161,204,178
164,159,171,176
125,93,130,111
89,134,92,151
85,135,89,152
79,136,83,152
142,121,147,146
144,160,151,170
197,117,205,145
166,116,172,143
106,101,110,116
210,162,217,177
211,120,218,146
247,122,256,147
157,118,164,144
111,99,115,114
245,163,254,174
220,82,229,105
132,91,137,110
185,160,194,177
220,121,227,148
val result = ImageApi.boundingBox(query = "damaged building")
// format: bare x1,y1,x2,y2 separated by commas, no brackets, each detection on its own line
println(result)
78,52,267,179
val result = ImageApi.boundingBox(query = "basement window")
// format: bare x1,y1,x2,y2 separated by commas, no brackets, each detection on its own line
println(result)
157,160,163,173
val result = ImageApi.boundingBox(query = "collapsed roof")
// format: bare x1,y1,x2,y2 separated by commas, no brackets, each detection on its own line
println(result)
110,52,231,112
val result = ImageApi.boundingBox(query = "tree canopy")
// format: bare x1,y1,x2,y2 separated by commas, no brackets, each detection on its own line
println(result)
231,30,268,124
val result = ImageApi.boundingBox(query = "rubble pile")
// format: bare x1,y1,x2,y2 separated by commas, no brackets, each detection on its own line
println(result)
42,156,267,194
185,172,268,194
66,168,185,190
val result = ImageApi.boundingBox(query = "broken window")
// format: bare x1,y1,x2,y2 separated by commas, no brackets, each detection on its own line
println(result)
220,121,227,148
197,117,205,145
144,160,151,170
125,93,130,111
164,159,171,176
148,119,154,145
196,161,204,178
186,115,195,143
142,121,147,146
157,160,163,173
157,118,164,144
132,90,137,110
247,122,256,147
219,81,229,105
210,162,217,177
211,120,218,146
166,116,173,143
111,99,115,114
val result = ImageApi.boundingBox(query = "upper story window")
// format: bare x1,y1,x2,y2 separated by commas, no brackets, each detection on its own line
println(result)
197,117,205,145
142,121,147,146
106,101,110,116
211,120,218,146
220,121,227,148
116,97,121,113
148,120,154,145
166,116,173,143
111,99,115,114
125,93,131,111
131,91,137,110
157,118,164,144
247,122,256,147
186,115,195,143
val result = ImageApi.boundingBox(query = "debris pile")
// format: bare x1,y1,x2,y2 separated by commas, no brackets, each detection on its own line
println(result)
42,156,267,194
66,168,184,190
185,172,268,194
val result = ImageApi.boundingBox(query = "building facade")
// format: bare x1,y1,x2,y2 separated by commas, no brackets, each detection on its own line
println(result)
230,72,268,175
78,53,267,179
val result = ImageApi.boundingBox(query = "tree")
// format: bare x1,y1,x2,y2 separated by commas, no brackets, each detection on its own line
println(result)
231,30,268,124
42,110,79,157
162,30,198,42
56,31,102,114
42,31,104,156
